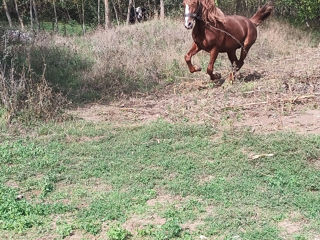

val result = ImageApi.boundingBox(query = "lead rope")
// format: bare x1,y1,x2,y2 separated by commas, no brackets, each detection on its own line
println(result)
185,7,247,54
204,22,247,54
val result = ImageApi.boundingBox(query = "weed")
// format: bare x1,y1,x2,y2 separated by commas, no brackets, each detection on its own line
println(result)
106,224,131,240
77,217,101,235
137,224,155,237
156,220,182,240
0,184,73,232
56,221,73,238
40,175,56,198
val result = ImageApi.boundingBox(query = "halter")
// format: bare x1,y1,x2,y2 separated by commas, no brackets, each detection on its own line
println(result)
184,2,202,20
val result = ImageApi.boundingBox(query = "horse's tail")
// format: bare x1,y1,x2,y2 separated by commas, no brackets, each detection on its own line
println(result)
250,2,273,26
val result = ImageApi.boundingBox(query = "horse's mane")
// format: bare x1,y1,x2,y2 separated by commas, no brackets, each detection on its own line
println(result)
200,0,225,25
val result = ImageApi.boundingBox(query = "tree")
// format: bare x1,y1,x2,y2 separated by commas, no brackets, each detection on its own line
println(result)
53,0,58,32
160,0,164,20
126,0,133,25
30,0,34,29
105,0,111,28
98,0,101,25
13,0,25,30
33,0,40,30
2,0,12,27
82,0,85,34
111,0,120,26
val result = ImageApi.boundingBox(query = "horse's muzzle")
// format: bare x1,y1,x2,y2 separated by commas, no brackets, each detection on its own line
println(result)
185,21,193,29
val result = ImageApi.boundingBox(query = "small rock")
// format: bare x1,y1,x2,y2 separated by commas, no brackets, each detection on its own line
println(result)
15,194,24,201
232,235,242,240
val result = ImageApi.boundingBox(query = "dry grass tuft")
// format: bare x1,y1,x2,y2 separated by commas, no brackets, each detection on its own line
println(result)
80,19,192,99
0,54,68,123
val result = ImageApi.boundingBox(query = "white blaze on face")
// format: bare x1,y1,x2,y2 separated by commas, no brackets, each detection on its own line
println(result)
185,4,190,27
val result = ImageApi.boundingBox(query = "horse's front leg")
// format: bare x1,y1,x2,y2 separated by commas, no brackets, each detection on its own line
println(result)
207,47,221,81
185,42,202,73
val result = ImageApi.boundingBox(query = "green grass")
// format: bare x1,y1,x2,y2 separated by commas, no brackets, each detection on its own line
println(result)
41,21,94,36
0,120,320,239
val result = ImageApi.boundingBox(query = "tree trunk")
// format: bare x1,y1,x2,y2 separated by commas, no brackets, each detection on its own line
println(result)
14,0,24,30
66,9,71,21
160,0,164,20
2,0,12,27
63,17,67,36
126,0,133,25
30,0,34,30
111,0,119,26
53,0,58,32
148,0,152,18
132,0,136,21
76,3,81,28
104,0,111,29
82,0,85,34
98,0,101,25
153,0,158,19
33,0,40,30
116,0,121,21
235,0,241,14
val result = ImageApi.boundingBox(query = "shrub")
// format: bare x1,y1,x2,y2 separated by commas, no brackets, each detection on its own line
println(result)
0,46,68,123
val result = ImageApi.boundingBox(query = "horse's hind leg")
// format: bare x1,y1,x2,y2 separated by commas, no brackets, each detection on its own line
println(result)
227,50,238,83
227,50,238,66
185,42,202,73
207,47,222,82
237,44,252,71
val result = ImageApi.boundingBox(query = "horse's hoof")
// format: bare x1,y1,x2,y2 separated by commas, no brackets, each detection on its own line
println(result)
191,66,202,73
210,72,221,80
195,66,202,72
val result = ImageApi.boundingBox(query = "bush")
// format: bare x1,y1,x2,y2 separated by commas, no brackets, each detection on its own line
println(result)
0,42,68,123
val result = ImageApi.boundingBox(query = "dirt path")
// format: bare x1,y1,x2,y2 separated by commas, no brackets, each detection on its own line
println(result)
69,39,320,134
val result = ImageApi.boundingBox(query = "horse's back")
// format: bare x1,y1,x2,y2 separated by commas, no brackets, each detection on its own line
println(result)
223,15,257,48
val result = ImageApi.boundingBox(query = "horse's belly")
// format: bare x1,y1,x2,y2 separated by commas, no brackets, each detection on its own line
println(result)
219,42,242,52
195,38,222,52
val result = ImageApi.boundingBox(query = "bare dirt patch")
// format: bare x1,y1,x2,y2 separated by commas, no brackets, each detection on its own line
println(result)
308,158,320,170
66,230,95,240
237,109,320,134
278,212,309,239
147,193,183,207
123,214,166,233
181,220,204,232
279,219,303,235
5,180,19,188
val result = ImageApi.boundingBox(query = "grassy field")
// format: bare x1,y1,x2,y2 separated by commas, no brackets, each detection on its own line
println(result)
1,17,320,239
0,118,320,239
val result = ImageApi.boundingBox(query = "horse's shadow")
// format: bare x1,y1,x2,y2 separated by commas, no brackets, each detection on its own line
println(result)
237,70,264,82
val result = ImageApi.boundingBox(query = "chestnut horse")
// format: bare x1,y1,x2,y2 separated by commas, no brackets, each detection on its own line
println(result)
183,0,273,83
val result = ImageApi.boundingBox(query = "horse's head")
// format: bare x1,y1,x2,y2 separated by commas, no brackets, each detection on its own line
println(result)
183,0,201,29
